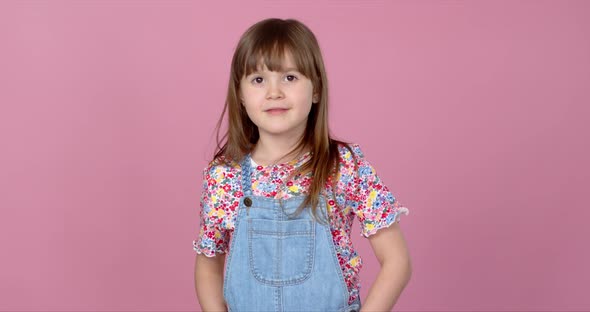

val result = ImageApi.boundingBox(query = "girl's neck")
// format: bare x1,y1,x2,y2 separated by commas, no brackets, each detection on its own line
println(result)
251,137,310,167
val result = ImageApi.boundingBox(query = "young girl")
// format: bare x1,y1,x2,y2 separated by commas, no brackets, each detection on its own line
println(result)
194,18,411,312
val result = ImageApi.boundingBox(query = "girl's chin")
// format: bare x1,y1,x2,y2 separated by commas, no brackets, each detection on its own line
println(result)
257,126,301,136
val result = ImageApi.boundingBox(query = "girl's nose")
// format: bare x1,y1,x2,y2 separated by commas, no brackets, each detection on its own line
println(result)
265,80,284,100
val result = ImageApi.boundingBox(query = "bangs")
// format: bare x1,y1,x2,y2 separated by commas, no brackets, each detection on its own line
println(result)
241,40,315,79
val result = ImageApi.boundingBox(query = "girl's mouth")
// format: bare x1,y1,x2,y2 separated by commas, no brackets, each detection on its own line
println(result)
266,108,289,115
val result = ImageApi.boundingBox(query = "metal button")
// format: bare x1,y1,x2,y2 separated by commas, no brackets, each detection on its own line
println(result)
244,197,252,207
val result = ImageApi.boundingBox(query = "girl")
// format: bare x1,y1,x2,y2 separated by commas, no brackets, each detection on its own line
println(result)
194,18,411,312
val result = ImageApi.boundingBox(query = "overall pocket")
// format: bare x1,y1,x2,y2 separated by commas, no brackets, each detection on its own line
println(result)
247,218,315,285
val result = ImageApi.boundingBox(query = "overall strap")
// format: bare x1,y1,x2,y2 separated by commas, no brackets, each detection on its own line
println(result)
240,153,253,196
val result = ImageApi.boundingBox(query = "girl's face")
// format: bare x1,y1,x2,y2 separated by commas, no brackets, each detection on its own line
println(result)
239,52,318,140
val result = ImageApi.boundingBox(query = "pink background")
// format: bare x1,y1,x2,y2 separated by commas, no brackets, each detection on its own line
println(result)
1,0,589,311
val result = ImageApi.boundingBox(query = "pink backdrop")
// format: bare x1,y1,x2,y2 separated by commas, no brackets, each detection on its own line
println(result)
1,0,588,311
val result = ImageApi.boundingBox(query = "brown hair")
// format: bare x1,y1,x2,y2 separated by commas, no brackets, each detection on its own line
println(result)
210,18,358,224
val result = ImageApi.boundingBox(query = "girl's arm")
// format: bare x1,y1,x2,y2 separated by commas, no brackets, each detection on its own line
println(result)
360,222,412,312
194,253,228,312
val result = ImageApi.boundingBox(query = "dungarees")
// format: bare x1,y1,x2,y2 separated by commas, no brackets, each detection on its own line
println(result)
222,153,362,312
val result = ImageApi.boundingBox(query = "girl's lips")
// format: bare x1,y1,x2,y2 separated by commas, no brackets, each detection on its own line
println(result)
266,108,289,115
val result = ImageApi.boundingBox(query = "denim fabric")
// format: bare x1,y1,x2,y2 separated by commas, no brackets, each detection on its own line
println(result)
222,153,362,312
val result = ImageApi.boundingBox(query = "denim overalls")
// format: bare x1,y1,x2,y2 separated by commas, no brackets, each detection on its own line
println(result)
222,153,362,312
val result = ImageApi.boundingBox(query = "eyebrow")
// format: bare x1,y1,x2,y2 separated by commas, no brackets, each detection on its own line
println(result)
250,67,300,75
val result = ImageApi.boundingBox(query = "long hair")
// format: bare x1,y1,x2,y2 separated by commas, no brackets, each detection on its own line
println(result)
211,18,358,224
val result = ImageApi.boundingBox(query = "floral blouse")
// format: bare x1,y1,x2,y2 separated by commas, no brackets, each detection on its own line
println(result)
193,143,410,304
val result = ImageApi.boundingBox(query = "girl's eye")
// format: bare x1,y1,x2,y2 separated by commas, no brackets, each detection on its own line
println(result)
250,75,298,84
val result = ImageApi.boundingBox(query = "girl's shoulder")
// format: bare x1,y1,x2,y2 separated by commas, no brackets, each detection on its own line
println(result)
201,155,242,183
201,145,368,180
335,142,382,180
336,142,366,163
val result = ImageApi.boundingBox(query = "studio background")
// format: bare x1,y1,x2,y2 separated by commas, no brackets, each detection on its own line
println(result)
1,0,588,311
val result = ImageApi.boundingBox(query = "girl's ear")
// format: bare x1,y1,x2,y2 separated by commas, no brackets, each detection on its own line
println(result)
312,93,319,104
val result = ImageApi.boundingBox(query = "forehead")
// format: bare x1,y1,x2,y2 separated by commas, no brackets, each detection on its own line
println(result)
251,50,298,73
256,61,295,72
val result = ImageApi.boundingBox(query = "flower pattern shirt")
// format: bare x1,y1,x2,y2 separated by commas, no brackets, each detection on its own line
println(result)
193,143,410,305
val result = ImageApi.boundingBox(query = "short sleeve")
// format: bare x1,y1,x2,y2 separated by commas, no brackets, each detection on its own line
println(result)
192,165,230,257
344,144,410,238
